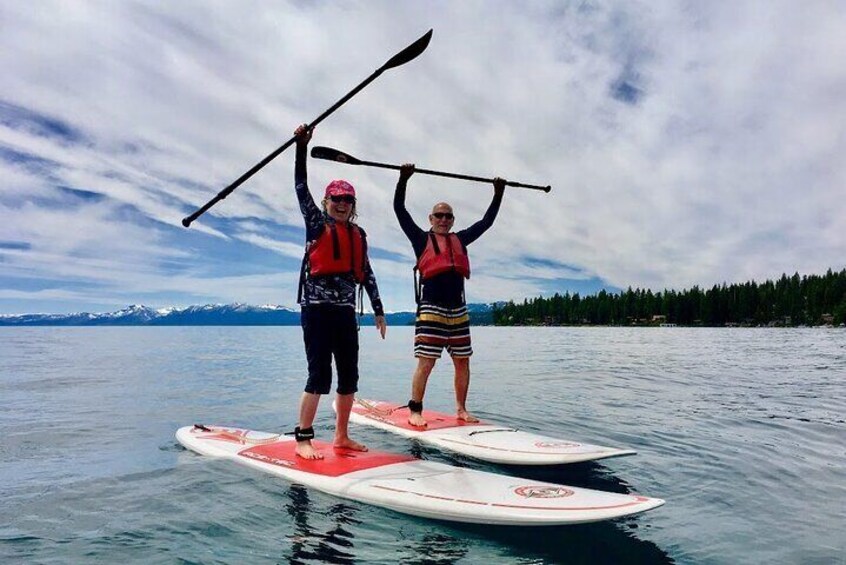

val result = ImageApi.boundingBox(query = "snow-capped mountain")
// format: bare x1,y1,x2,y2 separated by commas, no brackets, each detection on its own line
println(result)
0,303,496,326
0,303,299,326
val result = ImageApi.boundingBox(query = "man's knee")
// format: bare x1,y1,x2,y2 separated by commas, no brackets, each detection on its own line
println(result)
421,356,437,367
452,356,470,369
417,356,437,373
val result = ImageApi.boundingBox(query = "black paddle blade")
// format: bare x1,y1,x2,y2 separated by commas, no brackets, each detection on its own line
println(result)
381,29,433,71
311,146,361,165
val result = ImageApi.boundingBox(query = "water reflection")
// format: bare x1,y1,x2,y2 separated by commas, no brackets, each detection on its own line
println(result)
401,531,469,564
283,484,360,564
407,440,476,468
280,482,478,564
451,520,674,565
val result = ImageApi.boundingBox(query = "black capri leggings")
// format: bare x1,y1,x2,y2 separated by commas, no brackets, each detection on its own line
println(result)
301,304,359,395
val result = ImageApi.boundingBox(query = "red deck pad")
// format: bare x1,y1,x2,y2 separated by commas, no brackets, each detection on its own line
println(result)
238,440,415,477
353,401,487,432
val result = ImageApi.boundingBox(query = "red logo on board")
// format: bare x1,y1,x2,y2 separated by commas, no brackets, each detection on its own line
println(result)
534,441,580,449
514,486,574,499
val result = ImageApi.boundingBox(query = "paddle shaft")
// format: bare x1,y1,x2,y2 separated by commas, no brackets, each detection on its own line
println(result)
182,30,432,227
182,74,384,227
352,159,551,192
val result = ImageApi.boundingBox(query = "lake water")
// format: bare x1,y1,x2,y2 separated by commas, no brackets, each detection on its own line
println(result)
1,326,844,564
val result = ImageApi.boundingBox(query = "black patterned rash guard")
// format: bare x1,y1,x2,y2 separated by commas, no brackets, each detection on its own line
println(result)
295,144,384,316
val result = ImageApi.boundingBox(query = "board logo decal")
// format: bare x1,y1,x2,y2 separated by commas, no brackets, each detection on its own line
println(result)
241,450,295,468
514,485,574,499
535,441,581,449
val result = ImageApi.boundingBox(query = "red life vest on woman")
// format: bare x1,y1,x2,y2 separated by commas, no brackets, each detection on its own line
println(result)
307,222,367,282
416,232,470,280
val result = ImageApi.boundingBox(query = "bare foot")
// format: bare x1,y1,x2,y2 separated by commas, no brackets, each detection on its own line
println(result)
457,410,480,423
408,411,428,427
295,440,324,460
334,437,368,451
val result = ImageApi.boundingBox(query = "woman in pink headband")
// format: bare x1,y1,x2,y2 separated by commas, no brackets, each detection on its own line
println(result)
289,124,387,460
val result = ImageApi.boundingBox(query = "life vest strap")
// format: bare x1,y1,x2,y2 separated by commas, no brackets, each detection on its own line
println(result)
330,224,341,260
429,232,441,254
297,246,309,304
357,284,364,332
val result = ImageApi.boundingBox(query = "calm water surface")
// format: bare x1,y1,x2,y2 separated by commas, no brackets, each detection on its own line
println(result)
1,327,844,564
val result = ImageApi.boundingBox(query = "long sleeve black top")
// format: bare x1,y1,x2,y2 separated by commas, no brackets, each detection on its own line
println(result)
394,176,502,307
295,144,383,316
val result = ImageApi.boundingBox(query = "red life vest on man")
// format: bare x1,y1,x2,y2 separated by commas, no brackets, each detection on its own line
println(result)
307,222,367,282
416,232,471,280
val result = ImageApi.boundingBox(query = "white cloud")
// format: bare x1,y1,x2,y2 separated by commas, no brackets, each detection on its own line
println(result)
235,232,305,260
1,1,844,314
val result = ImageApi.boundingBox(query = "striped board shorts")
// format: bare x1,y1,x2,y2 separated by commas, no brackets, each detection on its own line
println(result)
414,303,473,359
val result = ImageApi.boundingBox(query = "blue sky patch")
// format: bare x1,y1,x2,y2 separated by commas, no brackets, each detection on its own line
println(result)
537,276,620,298
0,100,87,144
57,186,107,202
0,146,58,170
170,225,305,278
0,241,31,251
521,256,582,270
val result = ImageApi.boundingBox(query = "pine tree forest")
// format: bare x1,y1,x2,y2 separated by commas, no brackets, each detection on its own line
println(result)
492,269,846,327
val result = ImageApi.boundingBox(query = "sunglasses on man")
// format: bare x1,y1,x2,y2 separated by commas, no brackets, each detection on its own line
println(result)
329,195,356,204
432,212,454,220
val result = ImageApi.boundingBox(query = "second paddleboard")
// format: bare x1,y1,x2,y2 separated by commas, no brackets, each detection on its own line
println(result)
343,399,636,465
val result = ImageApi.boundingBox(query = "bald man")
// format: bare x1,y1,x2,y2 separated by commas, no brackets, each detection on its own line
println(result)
394,163,505,426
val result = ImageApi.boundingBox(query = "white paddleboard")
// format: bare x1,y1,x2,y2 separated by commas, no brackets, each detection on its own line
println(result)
342,399,637,465
176,425,663,526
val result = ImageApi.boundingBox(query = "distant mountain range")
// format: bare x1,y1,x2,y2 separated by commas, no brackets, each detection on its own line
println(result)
0,303,497,326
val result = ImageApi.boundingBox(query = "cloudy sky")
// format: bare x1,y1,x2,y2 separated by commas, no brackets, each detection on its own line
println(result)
1,1,844,315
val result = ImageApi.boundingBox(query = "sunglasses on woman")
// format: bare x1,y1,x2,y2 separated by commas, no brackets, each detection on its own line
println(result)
432,212,454,220
329,195,356,204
